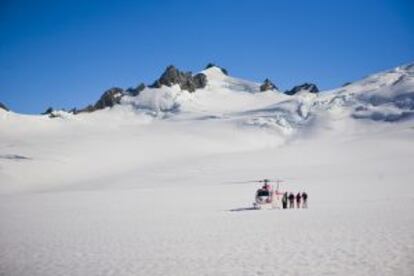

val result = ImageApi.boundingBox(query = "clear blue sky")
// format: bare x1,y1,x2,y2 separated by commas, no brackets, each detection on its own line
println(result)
1,0,413,113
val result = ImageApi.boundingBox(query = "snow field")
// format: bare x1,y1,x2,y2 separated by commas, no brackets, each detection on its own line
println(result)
1,63,414,275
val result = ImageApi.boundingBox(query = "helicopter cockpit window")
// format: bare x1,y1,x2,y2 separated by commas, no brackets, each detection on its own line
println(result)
257,190,270,197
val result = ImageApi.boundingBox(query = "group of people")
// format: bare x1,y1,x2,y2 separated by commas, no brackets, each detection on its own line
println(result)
281,192,308,209
256,182,308,209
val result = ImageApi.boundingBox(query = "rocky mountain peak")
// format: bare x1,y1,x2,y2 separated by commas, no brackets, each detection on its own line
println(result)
76,87,125,114
126,83,146,97
150,65,207,92
260,78,278,92
0,102,9,111
94,87,125,110
205,63,228,76
285,83,319,95
42,107,54,115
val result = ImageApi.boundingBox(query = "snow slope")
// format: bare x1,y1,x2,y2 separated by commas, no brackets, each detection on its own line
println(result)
0,63,413,276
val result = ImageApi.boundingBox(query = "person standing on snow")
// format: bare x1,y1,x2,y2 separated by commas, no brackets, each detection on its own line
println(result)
296,192,302,208
302,192,308,208
288,193,295,208
282,192,288,209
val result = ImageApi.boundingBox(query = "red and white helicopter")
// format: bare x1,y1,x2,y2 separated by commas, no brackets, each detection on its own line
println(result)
250,179,285,209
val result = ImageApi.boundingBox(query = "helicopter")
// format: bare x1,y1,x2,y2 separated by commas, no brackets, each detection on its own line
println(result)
233,178,286,209
252,179,286,209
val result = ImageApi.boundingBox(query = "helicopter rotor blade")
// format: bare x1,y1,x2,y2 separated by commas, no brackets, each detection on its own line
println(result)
221,179,271,185
221,181,259,185
221,177,296,185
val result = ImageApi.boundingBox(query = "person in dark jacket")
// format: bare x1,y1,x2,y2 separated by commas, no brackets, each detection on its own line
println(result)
302,192,308,208
282,192,288,209
296,192,302,208
288,193,295,208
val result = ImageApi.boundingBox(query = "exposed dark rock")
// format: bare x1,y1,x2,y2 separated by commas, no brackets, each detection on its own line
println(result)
205,63,215,69
49,113,60,118
151,80,161,89
126,83,146,96
0,102,9,111
41,107,66,118
193,73,208,89
150,65,207,92
76,87,125,113
42,107,54,115
94,87,125,110
342,82,352,87
76,104,95,114
205,63,228,75
285,83,319,95
392,75,408,86
260,78,278,92
151,65,186,88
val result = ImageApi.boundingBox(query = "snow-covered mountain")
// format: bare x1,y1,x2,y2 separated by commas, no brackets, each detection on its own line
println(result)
24,62,414,134
7,62,411,124
5,62,412,126
0,63,413,276
1,62,413,189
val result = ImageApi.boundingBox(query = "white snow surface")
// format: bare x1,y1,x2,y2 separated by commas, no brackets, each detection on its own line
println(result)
0,64,414,275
